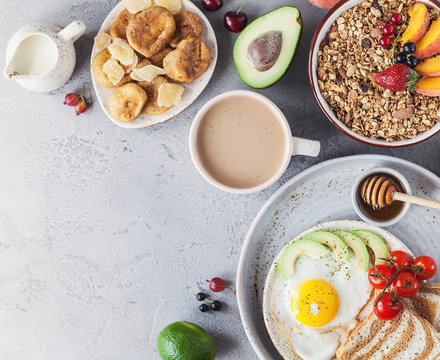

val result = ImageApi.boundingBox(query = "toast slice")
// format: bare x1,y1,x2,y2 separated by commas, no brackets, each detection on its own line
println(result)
406,282,440,331
336,303,440,360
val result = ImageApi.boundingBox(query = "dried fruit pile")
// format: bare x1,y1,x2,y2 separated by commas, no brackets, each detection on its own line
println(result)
92,0,211,123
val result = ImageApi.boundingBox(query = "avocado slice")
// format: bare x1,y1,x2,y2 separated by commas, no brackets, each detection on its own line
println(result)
352,230,390,266
301,231,350,263
233,6,302,89
333,231,370,272
278,239,331,279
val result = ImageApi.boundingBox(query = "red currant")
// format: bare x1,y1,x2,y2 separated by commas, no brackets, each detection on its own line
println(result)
64,93,80,106
379,35,392,48
383,24,395,36
390,13,402,26
209,277,226,292
75,100,87,115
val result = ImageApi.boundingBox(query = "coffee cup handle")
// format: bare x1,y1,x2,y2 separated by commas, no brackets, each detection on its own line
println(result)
291,136,320,157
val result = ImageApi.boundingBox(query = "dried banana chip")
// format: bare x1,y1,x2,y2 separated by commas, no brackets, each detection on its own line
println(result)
126,0,152,14
133,65,166,82
108,38,135,66
155,0,182,14
157,83,184,107
94,32,112,51
103,59,125,85
109,83,148,122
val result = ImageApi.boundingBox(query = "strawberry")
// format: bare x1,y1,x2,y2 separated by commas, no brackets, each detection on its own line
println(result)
373,64,418,92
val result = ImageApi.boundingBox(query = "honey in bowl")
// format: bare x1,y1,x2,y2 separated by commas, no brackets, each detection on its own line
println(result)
356,172,405,222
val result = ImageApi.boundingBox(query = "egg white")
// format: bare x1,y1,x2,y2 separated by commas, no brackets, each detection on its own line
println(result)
270,251,373,360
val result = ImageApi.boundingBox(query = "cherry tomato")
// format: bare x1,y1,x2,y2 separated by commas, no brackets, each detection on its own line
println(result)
374,292,402,320
393,271,419,298
389,250,412,270
413,256,437,280
368,265,394,289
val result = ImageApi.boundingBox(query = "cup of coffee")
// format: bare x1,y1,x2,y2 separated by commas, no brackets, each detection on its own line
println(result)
189,90,320,194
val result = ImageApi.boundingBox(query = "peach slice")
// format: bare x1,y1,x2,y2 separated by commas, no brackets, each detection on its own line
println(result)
400,3,430,44
416,76,440,96
415,54,440,76
414,17,440,59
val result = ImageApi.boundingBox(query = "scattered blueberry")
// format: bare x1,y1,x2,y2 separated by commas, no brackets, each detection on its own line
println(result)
406,55,418,68
197,292,206,301
211,300,222,311
403,42,416,55
199,304,209,312
396,52,407,64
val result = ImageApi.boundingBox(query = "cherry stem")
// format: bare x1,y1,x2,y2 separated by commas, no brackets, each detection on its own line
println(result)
80,83,86,102
236,0,247,14
226,286,236,296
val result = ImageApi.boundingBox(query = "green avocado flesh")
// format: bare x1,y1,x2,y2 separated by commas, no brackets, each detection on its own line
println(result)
352,230,390,265
333,231,370,272
233,6,302,89
278,239,331,279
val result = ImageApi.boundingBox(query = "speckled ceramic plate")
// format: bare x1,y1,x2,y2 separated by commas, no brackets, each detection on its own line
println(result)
236,154,440,360
90,0,217,129
262,220,412,360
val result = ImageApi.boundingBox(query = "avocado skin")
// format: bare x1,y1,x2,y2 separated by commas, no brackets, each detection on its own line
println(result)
233,6,303,89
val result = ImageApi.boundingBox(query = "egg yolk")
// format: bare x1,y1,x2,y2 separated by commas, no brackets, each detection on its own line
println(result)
291,279,339,327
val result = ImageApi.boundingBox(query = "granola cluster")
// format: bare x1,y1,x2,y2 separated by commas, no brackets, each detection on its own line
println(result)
317,0,440,142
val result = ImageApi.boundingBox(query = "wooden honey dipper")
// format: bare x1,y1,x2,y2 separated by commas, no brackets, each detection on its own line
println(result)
360,175,440,210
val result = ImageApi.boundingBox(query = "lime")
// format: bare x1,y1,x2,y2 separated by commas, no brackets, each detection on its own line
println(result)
157,321,216,360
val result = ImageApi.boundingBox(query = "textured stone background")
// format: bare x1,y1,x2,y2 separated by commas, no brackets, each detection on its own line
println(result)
0,0,439,359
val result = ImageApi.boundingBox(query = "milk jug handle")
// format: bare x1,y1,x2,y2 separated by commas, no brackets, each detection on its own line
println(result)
58,20,86,43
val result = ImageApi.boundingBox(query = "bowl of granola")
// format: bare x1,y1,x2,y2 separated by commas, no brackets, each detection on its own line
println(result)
309,0,440,147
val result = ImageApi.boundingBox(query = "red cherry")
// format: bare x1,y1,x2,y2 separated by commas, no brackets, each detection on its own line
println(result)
224,11,247,33
390,13,402,26
383,24,395,36
64,93,80,106
379,35,392,48
75,100,87,115
201,0,223,11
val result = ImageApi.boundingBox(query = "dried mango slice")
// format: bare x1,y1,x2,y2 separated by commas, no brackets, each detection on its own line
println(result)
155,0,182,14
133,65,166,82
126,0,152,14
94,32,112,51
103,59,125,85
157,83,184,106
108,38,135,66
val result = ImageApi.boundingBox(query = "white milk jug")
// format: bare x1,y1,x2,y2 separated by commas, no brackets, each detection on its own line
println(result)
4,20,86,92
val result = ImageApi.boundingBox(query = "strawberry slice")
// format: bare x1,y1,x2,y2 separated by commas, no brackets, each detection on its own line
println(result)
373,64,418,91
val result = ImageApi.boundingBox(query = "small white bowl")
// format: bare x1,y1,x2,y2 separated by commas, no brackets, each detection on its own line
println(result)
351,167,412,227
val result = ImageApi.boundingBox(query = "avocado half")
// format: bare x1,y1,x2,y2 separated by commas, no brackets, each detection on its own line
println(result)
233,6,302,89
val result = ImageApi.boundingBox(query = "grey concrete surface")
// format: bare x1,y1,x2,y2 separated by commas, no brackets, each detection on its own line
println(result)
0,0,439,359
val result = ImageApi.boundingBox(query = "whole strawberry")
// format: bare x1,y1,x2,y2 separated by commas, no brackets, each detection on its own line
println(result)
373,64,418,92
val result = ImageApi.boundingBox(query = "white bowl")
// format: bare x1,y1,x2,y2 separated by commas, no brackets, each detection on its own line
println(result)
351,167,412,227
308,0,440,147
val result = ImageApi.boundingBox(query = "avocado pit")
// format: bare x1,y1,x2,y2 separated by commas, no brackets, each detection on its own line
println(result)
247,32,282,72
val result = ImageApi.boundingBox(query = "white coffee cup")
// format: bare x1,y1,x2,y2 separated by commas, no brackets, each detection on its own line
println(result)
189,90,321,194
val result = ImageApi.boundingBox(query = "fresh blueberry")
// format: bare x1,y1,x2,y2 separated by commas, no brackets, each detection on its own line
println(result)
211,300,222,311
406,55,418,68
396,52,407,64
196,292,206,301
403,42,416,55
199,304,209,312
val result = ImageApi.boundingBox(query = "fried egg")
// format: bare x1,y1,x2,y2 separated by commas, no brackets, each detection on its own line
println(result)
270,251,372,360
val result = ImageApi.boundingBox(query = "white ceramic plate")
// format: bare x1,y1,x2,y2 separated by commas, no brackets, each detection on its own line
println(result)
90,0,218,129
262,220,412,360
236,154,440,360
